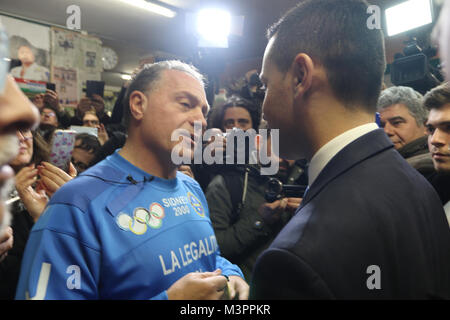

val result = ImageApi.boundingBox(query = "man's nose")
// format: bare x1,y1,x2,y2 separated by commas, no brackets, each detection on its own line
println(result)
236,123,247,130
0,75,39,133
429,128,446,147
383,123,394,136
192,108,207,130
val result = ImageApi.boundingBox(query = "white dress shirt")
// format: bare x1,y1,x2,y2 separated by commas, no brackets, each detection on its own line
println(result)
308,123,379,186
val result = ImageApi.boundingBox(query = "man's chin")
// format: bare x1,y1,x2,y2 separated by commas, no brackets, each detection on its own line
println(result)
0,177,14,233
434,163,450,176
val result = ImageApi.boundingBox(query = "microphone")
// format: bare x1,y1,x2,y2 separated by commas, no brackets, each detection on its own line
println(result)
127,175,138,184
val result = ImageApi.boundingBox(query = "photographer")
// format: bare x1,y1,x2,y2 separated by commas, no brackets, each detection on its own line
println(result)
194,95,262,191
206,125,306,282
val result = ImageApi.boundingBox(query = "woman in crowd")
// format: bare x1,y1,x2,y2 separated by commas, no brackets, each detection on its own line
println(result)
0,129,76,299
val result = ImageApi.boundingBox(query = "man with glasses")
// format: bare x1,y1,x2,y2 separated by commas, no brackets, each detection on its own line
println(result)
40,107,59,128
82,111,109,145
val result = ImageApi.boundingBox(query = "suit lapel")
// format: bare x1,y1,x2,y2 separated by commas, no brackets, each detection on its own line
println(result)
298,129,394,210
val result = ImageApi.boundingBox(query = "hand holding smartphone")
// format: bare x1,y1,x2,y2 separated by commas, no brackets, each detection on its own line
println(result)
49,130,76,172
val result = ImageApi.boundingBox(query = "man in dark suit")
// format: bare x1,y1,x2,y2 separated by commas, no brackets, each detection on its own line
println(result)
250,0,450,299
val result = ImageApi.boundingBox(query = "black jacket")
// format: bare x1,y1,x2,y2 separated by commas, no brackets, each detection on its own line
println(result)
206,165,305,282
0,202,34,300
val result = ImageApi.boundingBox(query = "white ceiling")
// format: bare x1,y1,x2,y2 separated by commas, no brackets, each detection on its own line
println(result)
0,0,427,87
0,0,304,86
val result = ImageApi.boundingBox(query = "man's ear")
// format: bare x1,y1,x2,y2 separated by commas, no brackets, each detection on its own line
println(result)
129,90,148,121
292,53,314,100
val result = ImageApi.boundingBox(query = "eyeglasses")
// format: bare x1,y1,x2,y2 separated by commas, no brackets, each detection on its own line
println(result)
83,120,99,126
71,158,88,172
41,111,56,117
18,129,33,141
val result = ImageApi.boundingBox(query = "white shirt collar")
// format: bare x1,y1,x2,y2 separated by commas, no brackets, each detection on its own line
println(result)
308,123,379,186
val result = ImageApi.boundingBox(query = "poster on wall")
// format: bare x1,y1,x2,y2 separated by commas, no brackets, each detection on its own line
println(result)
52,66,78,107
0,14,50,82
80,36,103,73
51,27,102,102
51,27,79,69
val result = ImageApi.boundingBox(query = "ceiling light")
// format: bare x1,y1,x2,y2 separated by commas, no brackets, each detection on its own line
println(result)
121,74,132,80
196,9,231,48
385,0,433,36
119,0,176,18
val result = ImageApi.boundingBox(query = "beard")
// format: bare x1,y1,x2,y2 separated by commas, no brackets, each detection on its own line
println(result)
0,177,14,234
0,134,19,232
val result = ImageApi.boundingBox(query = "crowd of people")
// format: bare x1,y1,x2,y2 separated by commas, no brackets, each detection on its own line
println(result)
0,0,450,300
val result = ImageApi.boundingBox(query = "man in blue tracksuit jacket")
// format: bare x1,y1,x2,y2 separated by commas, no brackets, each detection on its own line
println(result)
16,61,248,300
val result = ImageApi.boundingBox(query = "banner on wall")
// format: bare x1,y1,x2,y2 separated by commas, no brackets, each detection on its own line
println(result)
51,27,79,69
14,78,46,98
1,16,103,105
52,66,78,107
51,27,103,102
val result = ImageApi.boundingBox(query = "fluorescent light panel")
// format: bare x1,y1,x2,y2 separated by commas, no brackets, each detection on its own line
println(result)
119,0,176,18
196,9,231,48
121,74,132,80
385,0,432,36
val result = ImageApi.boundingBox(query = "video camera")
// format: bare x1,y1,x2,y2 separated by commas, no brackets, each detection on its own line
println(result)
239,72,265,104
390,37,443,94
264,177,307,203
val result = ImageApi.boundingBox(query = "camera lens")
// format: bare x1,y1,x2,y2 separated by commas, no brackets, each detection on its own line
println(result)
265,178,283,203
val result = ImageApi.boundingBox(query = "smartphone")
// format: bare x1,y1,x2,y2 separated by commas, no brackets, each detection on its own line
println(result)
49,130,76,172
70,125,98,137
86,80,105,98
46,82,56,91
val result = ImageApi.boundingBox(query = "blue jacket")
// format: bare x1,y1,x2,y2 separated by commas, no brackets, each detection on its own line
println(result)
250,129,450,299
16,151,243,299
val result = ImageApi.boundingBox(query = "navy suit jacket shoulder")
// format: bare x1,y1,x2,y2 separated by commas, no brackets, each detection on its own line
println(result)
250,129,450,299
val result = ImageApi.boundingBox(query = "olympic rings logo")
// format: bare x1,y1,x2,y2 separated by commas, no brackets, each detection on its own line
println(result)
116,203,165,235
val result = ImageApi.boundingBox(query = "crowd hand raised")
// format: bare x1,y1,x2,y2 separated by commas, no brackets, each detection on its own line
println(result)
44,89,61,112
91,94,105,114
0,227,13,262
15,164,48,221
259,197,302,225
36,162,77,197
77,97,93,114
32,93,45,110
97,123,109,145
205,128,227,158
166,269,229,300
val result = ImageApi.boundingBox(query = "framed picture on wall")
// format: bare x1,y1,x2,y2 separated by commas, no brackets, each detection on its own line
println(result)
0,14,50,82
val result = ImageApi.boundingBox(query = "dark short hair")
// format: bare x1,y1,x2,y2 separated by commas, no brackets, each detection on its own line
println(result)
423,83,450,111
122,60,205,128
75,133,101,155
267,0,386,112
209,95,261,131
